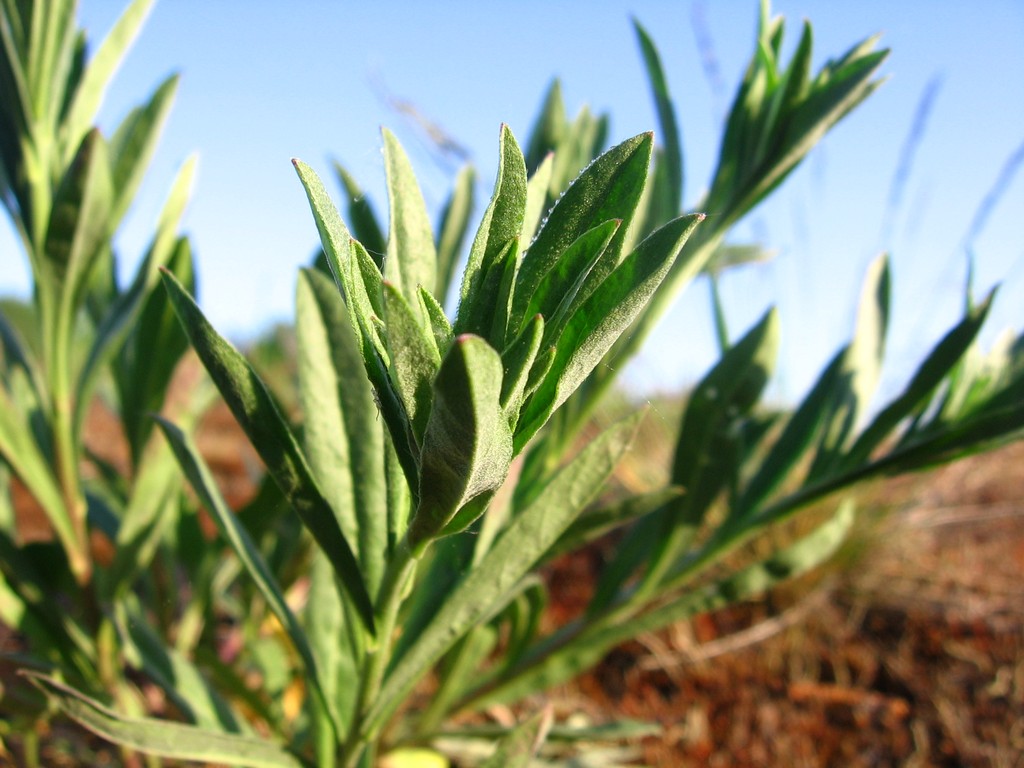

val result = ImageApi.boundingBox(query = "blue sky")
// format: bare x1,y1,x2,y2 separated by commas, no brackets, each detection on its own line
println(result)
2,1,1022,401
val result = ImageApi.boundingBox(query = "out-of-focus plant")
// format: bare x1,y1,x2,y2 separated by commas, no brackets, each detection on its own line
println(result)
0,0,232,762
25,2,1024,768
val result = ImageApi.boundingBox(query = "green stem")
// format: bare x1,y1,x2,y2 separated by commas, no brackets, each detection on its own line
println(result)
708,272,730,354
50,322,90,586
341,540,417,768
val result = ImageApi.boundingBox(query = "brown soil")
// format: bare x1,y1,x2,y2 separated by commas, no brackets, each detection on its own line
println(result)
3,394,1022,767
538,441,1024,767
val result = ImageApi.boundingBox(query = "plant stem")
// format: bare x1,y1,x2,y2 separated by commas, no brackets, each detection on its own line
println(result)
47,289,91,586
341,539,417,767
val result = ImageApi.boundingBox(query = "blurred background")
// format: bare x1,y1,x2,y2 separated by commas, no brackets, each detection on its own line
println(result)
1,0,1022,402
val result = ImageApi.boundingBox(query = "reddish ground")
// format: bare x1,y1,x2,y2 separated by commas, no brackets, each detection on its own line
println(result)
539,441,1024,767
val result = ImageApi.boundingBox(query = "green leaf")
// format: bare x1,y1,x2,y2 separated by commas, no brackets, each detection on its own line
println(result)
0,307,43,403
59,0,154,163
845,292,993,467
116,232,197,464
522,219,621,344
383,128,436,313
520,152,553,246
735,349,846,518
418,285,453,356
809,254,890,480
499,314,545,423
455,124,528,344
107,73,178,226
673,308,778,523
591,311,778,612
634,18,682,214
155,417,341,739
384,282,442,447
293,159,366,343
705,242,777,276
26,0,76,128
0,387,76,562
297,268,388,591
159,269,375,637
78,159,197,444
44,128,112,302
120,599,243,733
509,133,654,338
305,551,356,765
523,79,566,174
415,624,498,735
293,161,419,485
25,673,305,768
333,160,386,266
407,335,512,551
435,165,475,301
369,412,643,733
102,450,182,601
549,487,684,561
516,213,702,450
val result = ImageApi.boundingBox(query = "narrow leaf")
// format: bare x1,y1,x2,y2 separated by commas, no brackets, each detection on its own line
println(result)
548,486,684,560
297,268,388,590
456,124,528,341
107,73,178,225
520,153,554,246
60,0,154,161
634,18,682,213
384,282,442,446
160,269,375,636
418,285,453,355
499,314,544,421
435,165,475,301
521,219,620,343
333,160,386,265
44,129,112,301
383,128,436,312
809,254,890,479
25,673,304,768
